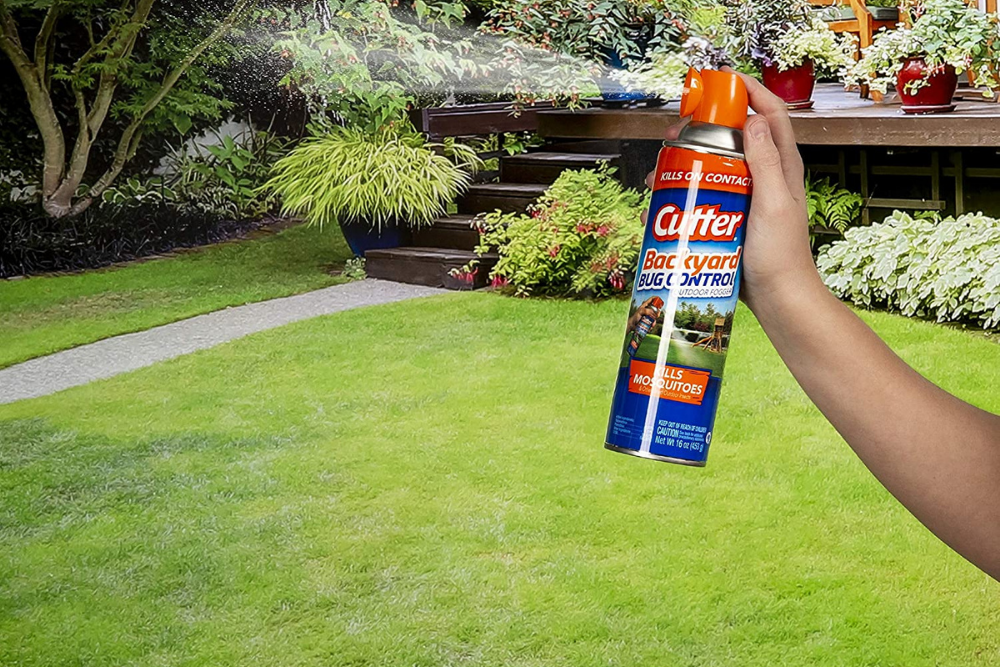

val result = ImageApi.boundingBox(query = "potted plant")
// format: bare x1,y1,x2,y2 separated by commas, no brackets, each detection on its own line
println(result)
483,0,687,106
848,0,997,113
766,19,857,108
614,6,735,101
264,126,481,257
614,50,689,102
728,0,854,108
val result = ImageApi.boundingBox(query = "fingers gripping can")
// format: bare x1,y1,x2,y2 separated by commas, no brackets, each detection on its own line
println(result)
606,68,752,466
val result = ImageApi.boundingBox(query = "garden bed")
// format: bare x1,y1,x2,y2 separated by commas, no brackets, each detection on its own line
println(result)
0,204,279,279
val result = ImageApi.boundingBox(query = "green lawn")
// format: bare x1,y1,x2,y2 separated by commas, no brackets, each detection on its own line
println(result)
1,294,998,666
0,222,351,369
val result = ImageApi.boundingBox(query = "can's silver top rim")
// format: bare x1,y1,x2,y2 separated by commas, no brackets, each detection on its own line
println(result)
664,121,744,159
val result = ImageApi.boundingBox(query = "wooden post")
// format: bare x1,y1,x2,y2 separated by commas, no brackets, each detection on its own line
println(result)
860,149,870,225
931,150,941,208
953,150,965,215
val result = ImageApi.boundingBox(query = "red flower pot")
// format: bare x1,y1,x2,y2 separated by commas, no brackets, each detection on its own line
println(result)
896,57,958,114
762,59,816,109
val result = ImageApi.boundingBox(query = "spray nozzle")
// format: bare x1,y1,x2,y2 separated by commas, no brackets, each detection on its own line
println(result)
680,68,748,130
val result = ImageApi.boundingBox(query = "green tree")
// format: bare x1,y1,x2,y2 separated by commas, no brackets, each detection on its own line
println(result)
675,301,700,330
0,0,255,218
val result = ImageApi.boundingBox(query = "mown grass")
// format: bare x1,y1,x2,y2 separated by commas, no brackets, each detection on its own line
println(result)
0,222,351,369
1,293,998,666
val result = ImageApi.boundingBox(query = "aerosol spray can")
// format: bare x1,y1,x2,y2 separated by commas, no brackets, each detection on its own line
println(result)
627,296,664,357
606,68,752,466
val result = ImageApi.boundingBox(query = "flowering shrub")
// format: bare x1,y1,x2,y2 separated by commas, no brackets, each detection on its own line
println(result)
466,165,644,298
481,0,687,106
482,0,686,65
817,210,1000,328
771,19,857,75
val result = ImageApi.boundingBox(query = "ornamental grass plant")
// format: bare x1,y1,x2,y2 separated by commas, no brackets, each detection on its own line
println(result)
264,126,480,231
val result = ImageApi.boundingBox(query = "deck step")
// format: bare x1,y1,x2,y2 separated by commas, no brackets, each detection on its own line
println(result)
411,214,481,251
545,139,623,154
457,183,547,215
365,246,497,290
501,151,620,184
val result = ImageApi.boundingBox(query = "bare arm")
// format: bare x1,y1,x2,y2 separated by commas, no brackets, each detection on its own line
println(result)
723,72,1000,579
753,271,1000,579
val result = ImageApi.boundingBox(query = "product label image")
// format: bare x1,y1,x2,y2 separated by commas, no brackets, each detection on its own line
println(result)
606,147,751,464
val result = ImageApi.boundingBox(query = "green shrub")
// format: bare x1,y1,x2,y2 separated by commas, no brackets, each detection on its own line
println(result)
264,126,480,231
468,165,644,298
816,210,1000,328
101,130,288,220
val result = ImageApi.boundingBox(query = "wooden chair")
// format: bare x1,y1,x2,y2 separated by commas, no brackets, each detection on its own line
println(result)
810,0,899,50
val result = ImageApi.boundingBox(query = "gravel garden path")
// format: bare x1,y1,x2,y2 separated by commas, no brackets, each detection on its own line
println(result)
0,279,444,404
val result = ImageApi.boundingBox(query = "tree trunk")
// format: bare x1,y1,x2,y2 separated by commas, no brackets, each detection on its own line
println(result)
1,0,254,218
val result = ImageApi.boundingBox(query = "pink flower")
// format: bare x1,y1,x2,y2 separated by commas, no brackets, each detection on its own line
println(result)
548,245,561,257
596,225,610,237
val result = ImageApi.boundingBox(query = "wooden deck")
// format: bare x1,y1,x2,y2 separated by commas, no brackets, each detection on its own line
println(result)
537,84,1000,147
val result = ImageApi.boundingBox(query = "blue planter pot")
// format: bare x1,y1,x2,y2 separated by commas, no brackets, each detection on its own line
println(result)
338,218,410,257
598,46,653,105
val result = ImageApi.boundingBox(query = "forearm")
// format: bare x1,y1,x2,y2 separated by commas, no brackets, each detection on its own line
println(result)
751,274,1000,579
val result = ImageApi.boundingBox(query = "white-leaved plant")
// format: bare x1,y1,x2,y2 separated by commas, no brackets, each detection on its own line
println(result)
772,19,857,76
817,210,1000,328
845,29,917,94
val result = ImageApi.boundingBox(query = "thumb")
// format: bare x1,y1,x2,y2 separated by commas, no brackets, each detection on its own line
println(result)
743,116,794,212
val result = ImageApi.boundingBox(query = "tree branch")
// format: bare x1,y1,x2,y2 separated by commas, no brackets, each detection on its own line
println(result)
0,0,66,198
49,0,157,208
85,14,95,48
84,0,155,134
34,4,60,90
86,0,255,201
63,88,93,189
71,0,136,79
0,2,28,66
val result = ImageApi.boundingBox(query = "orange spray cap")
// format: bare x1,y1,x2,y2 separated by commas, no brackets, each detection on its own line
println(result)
679,68,748,130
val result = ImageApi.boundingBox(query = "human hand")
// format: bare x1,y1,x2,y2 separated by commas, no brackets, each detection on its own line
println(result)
628,297,660,331
643,69,821,314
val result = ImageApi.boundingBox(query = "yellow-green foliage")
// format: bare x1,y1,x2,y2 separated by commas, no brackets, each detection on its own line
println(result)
265,127,480,231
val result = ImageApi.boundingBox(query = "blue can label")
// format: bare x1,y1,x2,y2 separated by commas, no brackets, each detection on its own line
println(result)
606,146,752,464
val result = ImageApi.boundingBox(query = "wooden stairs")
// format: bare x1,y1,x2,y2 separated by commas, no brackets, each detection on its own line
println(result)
366,145,620,290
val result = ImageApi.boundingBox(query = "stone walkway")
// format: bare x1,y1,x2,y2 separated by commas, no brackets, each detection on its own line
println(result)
0,279,445,405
